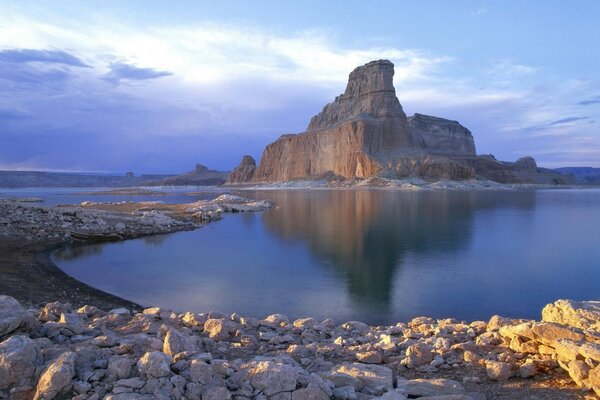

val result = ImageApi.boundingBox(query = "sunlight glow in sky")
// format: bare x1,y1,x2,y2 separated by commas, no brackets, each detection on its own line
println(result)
1,1,599,172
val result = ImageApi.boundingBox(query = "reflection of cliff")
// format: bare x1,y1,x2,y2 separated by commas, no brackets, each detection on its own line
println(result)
258,190,535,311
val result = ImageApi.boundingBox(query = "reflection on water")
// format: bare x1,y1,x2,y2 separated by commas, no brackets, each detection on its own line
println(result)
257,190,534,314
54,190,600,324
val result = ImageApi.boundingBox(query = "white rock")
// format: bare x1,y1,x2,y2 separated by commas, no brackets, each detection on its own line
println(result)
0,295,25,337
34,351,77,400
0,335,42,390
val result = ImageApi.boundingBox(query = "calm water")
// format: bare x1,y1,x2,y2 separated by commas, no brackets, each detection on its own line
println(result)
53,189,600,324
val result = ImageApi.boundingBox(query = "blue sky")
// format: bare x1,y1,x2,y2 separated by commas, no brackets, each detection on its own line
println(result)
1,1,599,172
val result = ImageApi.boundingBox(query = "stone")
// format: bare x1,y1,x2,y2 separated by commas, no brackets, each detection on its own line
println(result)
163,329,196,356
0,335,42,390
203,386,232,400
226,155,257,184
262,314,290,326
204,318,236,341
396,379,465,397
519,362,537,378
0,295,25,337
356,351,382,364
378,389,408,399
567,360,590,387
331,363,393,390
245,360,298,396
107,356,133,380
39,302,71,323
137,351,172,378
332,386,357,400
541,299,600,331
531,322,584,344
188,359,213,384
404,342,434,368
34,351,77,400
553,339,581,362
579,342,600,362
292,386,330,400
485,361,511,381
58,313,86,335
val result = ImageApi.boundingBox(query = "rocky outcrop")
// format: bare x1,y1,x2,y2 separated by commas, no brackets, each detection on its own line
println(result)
145,164,230,186
226,155,257,184
0,295,597,399
408,114,476,156
239,59,575,185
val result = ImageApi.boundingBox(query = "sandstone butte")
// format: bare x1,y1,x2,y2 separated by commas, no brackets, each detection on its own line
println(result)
226,60,571,185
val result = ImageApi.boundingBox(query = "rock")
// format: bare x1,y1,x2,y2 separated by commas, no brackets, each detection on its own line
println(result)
404,342,434,368
34,351,77,400
0,295,25,337
58,313,85,335
396,379,465,397
541,299,600,331
204,318,236,341
203,386,232,400
407,114,476,156
188,359,214,384
226,155,257,184
251,60,477,183
262,314,290,327
332,386,357,400
378,389,408,399
566,360,590,387
163,329,196,356
485,361,511,381
245,360,298,396
531,322,584,344
107,356,133,380
292,386,330,400
331,363,393,390
356,351,382,364
579,342,600,362
39,302,71,323
519,362,537,378
137,351,172,378
0,335,42,390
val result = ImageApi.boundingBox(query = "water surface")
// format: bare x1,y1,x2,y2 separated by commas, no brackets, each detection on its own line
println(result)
53,189,600,324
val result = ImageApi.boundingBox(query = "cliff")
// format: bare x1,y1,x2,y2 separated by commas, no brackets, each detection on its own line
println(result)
231,59,573,185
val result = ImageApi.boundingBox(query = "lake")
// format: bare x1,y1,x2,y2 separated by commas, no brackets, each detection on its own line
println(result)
52,189,600,325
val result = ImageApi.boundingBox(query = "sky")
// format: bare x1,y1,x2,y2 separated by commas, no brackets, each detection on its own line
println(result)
0,1,599,173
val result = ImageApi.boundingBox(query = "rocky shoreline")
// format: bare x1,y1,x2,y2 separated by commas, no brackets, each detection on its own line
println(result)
1,296,599,400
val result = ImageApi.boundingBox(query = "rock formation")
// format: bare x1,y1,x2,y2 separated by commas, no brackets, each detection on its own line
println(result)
231,59,573,185
226,155,257,184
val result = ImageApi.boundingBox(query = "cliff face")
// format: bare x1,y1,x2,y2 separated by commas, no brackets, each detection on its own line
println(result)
237,59,572,184
408,114,476,156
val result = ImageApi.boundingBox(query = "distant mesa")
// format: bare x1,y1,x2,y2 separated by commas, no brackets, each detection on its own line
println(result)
228,59,572,185
146,164,229,186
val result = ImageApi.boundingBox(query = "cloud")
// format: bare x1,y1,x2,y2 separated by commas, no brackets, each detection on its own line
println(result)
547,116,589,125
0,49,89,67
105,62,173,83
578,95,600,106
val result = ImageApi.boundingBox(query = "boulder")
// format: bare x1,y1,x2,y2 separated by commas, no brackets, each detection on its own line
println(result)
292,386,330,400
485,361,511,381
34,351,76,400
0,335,43,390
0,295,25,337
404,342,434,368
204,318,237,341
244,360,298,396
541,299,600,331
137,351,172,378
